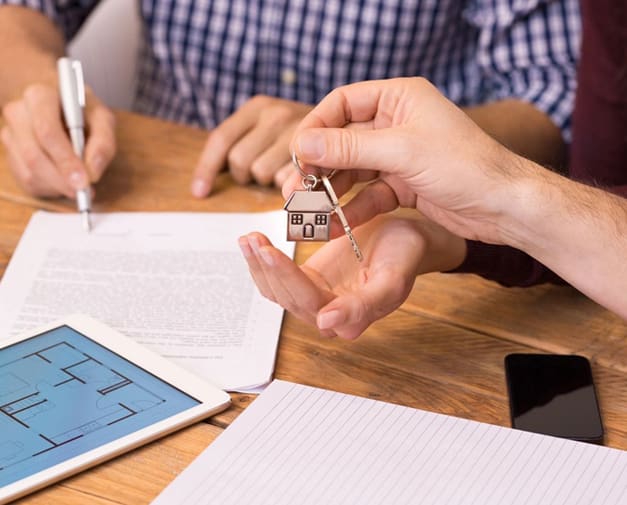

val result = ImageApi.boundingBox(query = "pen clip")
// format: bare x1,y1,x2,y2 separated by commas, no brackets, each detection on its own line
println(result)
72,60,86,108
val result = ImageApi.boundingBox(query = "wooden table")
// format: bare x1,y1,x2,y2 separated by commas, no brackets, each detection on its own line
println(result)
1,111,626,504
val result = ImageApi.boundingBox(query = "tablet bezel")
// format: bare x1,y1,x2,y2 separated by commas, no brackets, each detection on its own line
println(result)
0,314,231,504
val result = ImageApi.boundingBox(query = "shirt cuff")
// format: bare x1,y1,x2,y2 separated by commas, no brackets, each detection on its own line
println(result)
447,240,565,287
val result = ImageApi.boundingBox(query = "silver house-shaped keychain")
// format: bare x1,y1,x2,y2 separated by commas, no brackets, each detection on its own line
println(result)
284,153,363,261
284,177,334,241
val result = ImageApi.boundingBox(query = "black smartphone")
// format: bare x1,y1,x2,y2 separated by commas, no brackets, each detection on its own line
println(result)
504,353,604,444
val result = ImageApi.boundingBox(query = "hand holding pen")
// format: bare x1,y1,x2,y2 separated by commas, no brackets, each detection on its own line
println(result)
0,58,116,207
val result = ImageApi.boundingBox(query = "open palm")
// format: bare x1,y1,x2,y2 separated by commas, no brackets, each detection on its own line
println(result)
240,215,439,340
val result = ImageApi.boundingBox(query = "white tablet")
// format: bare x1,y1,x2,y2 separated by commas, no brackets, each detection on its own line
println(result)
0,315,231,504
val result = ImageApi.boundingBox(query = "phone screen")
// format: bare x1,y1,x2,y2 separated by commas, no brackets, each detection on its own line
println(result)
504,353,603,443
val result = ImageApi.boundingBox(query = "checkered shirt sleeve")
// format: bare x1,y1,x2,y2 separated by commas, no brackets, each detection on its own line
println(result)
0,0,99,40
465,0,581,141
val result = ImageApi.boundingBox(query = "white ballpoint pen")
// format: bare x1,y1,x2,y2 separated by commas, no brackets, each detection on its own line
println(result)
57,57,92,232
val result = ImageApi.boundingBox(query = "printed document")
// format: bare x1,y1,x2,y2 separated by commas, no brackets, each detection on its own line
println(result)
154,380,627,505
0,211,294,392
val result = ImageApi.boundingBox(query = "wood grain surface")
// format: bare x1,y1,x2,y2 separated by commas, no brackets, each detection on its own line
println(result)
1,110,625,505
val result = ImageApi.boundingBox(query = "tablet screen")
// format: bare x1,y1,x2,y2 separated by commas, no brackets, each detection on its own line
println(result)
0,325,200,487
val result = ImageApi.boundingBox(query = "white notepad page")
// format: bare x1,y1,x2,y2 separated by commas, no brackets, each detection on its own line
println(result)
0,211,294,392
154,380,627,505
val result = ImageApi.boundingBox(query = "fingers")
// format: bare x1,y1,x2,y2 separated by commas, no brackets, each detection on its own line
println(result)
0,124,68,197
273,161,293,188
293,126,412,176
316,289,390,341
2,95,76,198
238,234,275,302
336,179,401,231
289,78,442,176
192,96,313,197
293,77,437,134
315,273,406,340
238,217,422,341
249,129,294,186
83,93,116,183
316,255,416,340
321,179,400,240
1,83,114,199
293,80,390,133
228,123,280,186
310,215,428,339
23,84,90,191
192,100,260,197
281,170,303,200
238,232,335,327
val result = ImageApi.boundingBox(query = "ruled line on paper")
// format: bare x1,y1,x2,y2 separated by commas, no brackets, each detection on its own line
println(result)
177,383,310,504
152,380,627,505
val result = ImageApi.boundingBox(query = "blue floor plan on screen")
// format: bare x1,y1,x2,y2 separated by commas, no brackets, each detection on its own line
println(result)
0,326,199,487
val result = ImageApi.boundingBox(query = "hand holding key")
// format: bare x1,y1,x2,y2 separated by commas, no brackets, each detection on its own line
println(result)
240,77,519,338
287,77,527,247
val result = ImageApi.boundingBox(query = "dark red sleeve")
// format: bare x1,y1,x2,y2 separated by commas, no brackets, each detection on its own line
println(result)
569,0,627,190
450,0,627,287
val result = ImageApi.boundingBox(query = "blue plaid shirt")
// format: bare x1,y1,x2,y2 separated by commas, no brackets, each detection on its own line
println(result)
5,0,580,140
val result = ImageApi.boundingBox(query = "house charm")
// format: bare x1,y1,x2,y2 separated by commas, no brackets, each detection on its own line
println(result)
284,188,334,241
284,153,363,261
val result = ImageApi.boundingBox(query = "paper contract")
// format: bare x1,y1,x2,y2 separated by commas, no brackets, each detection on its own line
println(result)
0,211,294,392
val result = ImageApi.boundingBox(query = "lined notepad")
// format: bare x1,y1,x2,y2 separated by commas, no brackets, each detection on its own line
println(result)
153,380,627,504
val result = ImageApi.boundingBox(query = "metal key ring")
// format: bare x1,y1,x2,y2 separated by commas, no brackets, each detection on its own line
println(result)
301,173,319,190
291,151,336,180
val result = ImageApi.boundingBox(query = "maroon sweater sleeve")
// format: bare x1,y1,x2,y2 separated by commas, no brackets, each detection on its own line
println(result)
451,0,627,287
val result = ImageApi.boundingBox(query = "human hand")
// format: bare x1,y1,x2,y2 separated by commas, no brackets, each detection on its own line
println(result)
239,214,465,339
286,78,530,246
1,83,116,198
191,95,313,197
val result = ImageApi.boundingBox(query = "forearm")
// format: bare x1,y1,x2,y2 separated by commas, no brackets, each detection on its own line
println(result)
0,6,65,104
463,100,566,170
451,100,568,287
503,160,627,317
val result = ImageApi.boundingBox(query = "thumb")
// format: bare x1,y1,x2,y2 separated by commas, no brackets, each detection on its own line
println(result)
316,266,410,339
293,127,408,176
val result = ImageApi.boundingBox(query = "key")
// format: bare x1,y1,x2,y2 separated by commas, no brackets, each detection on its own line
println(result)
321,175,363,262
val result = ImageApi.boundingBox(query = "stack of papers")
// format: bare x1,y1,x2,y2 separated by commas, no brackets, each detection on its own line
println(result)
0,211,294,392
